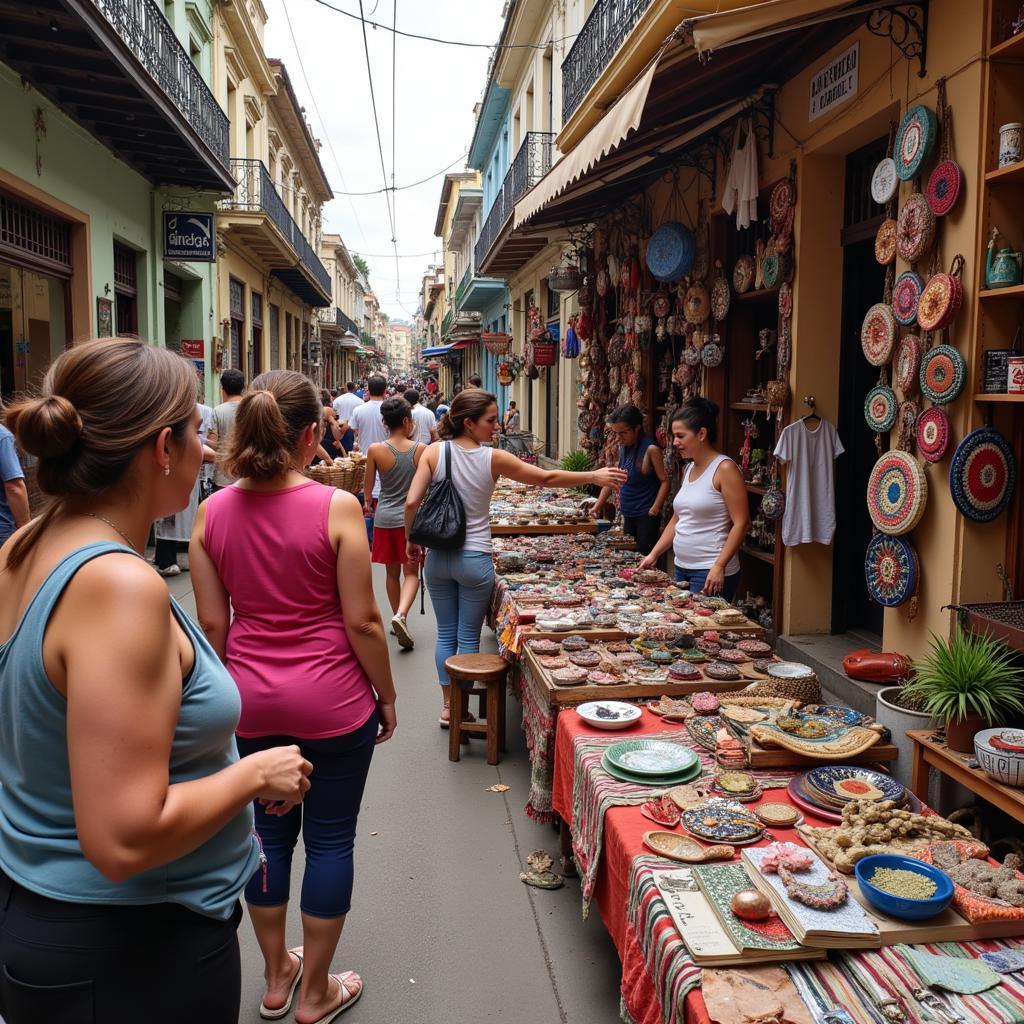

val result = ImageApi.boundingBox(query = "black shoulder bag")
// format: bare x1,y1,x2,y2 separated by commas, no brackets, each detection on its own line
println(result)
409,441,466,550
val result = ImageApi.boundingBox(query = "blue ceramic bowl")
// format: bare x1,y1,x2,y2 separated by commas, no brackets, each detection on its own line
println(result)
855,854,954,920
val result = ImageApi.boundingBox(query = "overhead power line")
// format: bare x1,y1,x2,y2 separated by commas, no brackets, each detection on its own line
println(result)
330,151,468,195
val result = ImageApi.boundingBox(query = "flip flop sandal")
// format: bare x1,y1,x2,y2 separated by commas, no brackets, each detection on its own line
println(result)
302,972,363,1024
519,869,564,889
259,949,303,1020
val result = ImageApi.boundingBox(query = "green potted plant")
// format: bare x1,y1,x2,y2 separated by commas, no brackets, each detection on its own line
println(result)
560,449,593,495
899,630,1024,753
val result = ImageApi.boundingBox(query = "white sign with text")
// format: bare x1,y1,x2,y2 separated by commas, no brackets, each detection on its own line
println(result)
809,42,859,122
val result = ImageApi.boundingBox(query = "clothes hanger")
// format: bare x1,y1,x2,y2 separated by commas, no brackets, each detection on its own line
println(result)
800,395,820,424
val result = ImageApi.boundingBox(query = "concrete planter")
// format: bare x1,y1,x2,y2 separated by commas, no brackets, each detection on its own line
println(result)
876,686,938,795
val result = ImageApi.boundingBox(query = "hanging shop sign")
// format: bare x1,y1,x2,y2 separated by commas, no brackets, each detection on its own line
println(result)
180,338,204,360
163,212,216,262
808,42,858,123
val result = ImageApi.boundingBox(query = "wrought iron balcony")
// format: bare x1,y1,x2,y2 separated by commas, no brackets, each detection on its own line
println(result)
316,307,361,334
220,159,332,305
562,0,655,123
441,307,456,340
456,264,473,310
474,132,554,272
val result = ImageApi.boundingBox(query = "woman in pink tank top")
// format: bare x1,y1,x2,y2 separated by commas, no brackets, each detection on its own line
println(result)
190,370,396,1024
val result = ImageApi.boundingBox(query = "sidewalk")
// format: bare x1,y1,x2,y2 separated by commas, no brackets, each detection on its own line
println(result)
168,566,623,1024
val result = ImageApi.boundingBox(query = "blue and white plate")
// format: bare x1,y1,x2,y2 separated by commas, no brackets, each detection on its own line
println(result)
806,765,905,804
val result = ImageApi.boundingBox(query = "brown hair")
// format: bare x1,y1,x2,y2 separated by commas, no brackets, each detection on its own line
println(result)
224,370,320,480
438,388,497,439
3,338,197,569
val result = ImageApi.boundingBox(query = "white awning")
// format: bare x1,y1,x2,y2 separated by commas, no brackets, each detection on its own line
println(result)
685,0,854,55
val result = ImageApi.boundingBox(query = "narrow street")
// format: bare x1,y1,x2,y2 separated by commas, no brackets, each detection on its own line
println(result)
167,566,622,1024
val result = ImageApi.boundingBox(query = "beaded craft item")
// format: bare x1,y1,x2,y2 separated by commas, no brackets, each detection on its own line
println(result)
864,533,919,607
949,427,1017,523
866,450,928,535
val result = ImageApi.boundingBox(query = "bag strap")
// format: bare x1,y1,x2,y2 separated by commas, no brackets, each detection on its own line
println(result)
444,440,452,480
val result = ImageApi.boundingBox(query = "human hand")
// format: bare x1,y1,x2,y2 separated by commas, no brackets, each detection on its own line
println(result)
702,565,725,596
648,506,662,518
250,745,312,804
637,553,657,571
363,503,374,517
406,542,424,563
593,467,627,490
259,799,298,817
591,502,605,519
376,702,397,744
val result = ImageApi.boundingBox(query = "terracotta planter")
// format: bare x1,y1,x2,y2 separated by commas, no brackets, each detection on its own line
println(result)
944,712,988,753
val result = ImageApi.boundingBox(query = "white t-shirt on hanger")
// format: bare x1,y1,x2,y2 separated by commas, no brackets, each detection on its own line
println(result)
773,418,845,547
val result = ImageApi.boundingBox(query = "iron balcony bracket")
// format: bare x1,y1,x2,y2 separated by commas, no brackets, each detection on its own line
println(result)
867,3,929,78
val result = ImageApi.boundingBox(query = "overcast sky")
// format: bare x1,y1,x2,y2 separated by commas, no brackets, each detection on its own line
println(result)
264,0,506,322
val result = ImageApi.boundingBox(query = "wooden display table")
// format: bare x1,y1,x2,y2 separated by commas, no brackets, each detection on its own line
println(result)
490,521,598,535
909,729,1024,825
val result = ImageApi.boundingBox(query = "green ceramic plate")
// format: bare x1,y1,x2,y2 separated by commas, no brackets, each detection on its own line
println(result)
605,739,698,777
601,751,703,786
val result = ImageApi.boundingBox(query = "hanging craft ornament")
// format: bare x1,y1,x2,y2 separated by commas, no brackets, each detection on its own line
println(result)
894,333,923,395
867,449,929,535
874,218,898,265
916,405,951,462
861,303,897,366
684,280,710,324
927,77,963,217
864,533,920,608
653,290,671,318
864,385,898,433
646,222,695,282
770,177,795,234
733,255,755,294
893,104,939,181
917,255,965,331
761,473,786,522
683,343,702,366
892,271,924,326
871,157,900,205
896,193,936,264
919,343,967,404
710,261,731,322
702,334,724,368
778,281,793,320
949,427,1017,523
896,399,919,452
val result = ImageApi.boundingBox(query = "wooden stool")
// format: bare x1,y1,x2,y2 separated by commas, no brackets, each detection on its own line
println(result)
445,653,508,765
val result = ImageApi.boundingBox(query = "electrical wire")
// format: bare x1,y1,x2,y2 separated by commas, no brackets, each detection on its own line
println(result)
390,0,402,304
351,248,440,258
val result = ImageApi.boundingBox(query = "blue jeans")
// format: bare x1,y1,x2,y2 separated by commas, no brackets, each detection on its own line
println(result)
236,711,378,918
426,548,495,685
675,564,741,601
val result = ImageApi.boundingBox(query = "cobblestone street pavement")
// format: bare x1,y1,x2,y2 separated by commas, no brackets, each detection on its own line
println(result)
168,565,622,1024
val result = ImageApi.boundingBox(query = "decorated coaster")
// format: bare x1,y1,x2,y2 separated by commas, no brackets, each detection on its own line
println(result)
927,159,963,216
864,533,919,607
894,334,922,395
864,385,898,433
861,304,897,366
711,269,730,322
733,255,755,293
920,344,966,404
949,427,1017,523
894,104,938,180
867,450,929,535
916,406,952,462
754,802,801,828
892,271,923,326
874,218,898,265
896,193,935,263
918,261,964,331
871,156,899,204
770,178,795,230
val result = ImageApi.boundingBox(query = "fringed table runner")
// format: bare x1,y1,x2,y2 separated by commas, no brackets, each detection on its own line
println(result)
517,657,558,822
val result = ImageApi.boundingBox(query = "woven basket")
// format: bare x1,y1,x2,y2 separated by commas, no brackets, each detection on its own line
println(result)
746,674,822,703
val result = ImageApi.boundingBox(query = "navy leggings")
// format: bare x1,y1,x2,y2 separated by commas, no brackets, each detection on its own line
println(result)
237,711,378,918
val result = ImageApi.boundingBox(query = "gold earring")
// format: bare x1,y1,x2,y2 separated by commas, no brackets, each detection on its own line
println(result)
164,464,171,477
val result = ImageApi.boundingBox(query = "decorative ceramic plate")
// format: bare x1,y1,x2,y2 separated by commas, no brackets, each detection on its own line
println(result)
539,655,570,669
762,252,781,289
733,255,755,293
755,802,802,827
686,714,721,752
927,159,963,216
861,304,897,365
684,282,710,324
711,273,730,322
736,639,773,657
871,157,899,204
576,701,642,730
806,765,905,804
766,661,816,680
588,670,622,686
569,651,602,667
680,802,764,843
668,660,702,680
804,705,868,728
647,222,695,282
874,218,898,264
786,775,922,823
704,661,741,681
918,270,963,331
916,405,952,462
949,427,1017,523
551,666,588,686
920,344,967,404
528,639,561,655
601,751,703,786
894,334,922,395
606,739,699,776
770,178,795,231
894,104,938,180
896,193,935,263
867,450,929,535
778,280,793,318
865,533,919,607
642,831,735,863
892,271,924,325
864,385,898,433
716,649,750,664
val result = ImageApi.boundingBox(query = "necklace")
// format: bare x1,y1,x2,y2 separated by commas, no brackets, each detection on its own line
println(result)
77,512,138,551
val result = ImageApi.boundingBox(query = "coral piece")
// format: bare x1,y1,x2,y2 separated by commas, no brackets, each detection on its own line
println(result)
760,842,815,874
690,691,721,714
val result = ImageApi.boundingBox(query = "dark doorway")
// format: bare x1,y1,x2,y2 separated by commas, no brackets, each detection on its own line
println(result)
832,138,888,638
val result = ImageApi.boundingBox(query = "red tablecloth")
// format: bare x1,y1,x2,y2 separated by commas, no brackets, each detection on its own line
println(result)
551,708,838,1024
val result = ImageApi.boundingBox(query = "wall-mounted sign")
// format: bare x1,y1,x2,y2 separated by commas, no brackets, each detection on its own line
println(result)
180,338,204,360
808,42,859,123
163,212,215,262
96,297,113,337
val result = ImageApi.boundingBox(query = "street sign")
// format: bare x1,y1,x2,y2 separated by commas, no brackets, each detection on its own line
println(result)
180,338,204,359
163,212,216,261
808,42,858,123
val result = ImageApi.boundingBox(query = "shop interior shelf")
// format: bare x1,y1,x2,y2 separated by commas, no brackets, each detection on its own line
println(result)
740,544,775,565
974,392,1024,402
733,285,781,304
745,482,766,495
985,159,1024,184
978,283,1024,300
990,29,1024,59
730,401,770,412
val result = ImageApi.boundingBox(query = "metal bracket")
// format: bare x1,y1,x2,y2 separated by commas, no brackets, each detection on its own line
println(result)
867,3,928,78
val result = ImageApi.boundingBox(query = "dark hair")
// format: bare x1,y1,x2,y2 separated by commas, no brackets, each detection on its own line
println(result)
346,381,355,391
467,374,482,388
671,397,720,445
403,388,420,405
220,367,244,396
3,339,197,570
330,388,341,399
608,404,643,430
319,388,332,407
438,389,497,439
367,375,386,397
225,370,320,480
381,396,412,429
508,401,517,409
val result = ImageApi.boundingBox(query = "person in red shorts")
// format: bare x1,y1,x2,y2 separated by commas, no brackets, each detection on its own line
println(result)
363,397,424,649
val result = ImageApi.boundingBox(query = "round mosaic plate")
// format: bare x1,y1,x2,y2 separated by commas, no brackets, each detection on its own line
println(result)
897,193,936,264
778,281,793,319
927,159,963,216
918,270,963,331
864,533,919,607
710,274,730,321
949,427,1017,523
646,222,695,282
679,804,763,843
606,739,698,777
770,178,795,231
867,450,929,535
916,406,952,463
733,254,755,293
892,271,923,325
806,765,906,804
894,104,938,180
861,303,897,366
875,218,898,264
864,385,898,433
871,156,899,204
920,344,967,404
894,333,922,395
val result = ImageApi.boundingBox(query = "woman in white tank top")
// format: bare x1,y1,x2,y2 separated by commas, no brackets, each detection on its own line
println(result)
405,390,626,726
638,398,750,600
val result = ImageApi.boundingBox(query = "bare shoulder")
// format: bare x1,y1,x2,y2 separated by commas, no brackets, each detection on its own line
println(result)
63,553,170,619
714,457,744,488
329,487,363,519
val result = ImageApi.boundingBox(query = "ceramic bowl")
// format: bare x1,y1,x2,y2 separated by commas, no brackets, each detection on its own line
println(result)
974,728,1024,788
855,854,954,920
576,701,642,731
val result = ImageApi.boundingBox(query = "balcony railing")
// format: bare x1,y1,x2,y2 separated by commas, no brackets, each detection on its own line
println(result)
441,308,456,339
474,132,555,270
316,307,361,334
456,264,473,309
93,0,229,167
562,0,655,123
221,159,331,296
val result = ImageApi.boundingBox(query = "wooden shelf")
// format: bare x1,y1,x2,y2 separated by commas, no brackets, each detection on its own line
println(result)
974,392,1024,402
730,401,770,412
986,159,1024,184
745,482,766,495
740,544,775,565
990,29,1024,60
979,283,1024,300
734,285,780,305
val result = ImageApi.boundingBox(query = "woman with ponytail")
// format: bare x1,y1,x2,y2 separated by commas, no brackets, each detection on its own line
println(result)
0,340,311,1022
190,370,397,1023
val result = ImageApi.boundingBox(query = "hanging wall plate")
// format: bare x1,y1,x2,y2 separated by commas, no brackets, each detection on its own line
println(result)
892,271,924,326
917,265,964,331
861,303,898,366
949,427,1017,523
733,255,755,294
894,334,923,396
865,533,920,607
871,157,899,204
916,406,952,462
894,105,939,181
927,160,963,216
867,450,929,535
646,223,696,282
919,344,967,405
770,178,795,232
875,218,898,265
896,193,936,264
864,385,898,433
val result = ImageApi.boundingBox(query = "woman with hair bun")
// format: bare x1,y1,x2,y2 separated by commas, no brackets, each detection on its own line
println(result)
405,389,626,727
189,369,395,1024
638,397,749,599
0,340,311,1022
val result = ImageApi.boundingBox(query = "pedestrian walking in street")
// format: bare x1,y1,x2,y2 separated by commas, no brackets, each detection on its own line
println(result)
0,340,311,1024
332,382,363,454
364,396,424,650
350,376,388,541
592,404,668,556
405,387,438,445
314,390,345,464
190,369,396,1024
208,367,245,492
405,389,626,727
638,398,749,598
501,401,520,435
0,400,29,546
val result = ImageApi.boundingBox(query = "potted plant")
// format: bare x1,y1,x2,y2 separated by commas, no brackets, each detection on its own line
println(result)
560,449,593,496
898,630,1024,753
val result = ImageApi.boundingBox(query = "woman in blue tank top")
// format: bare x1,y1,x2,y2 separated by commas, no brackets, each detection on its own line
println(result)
0,340,311,1023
